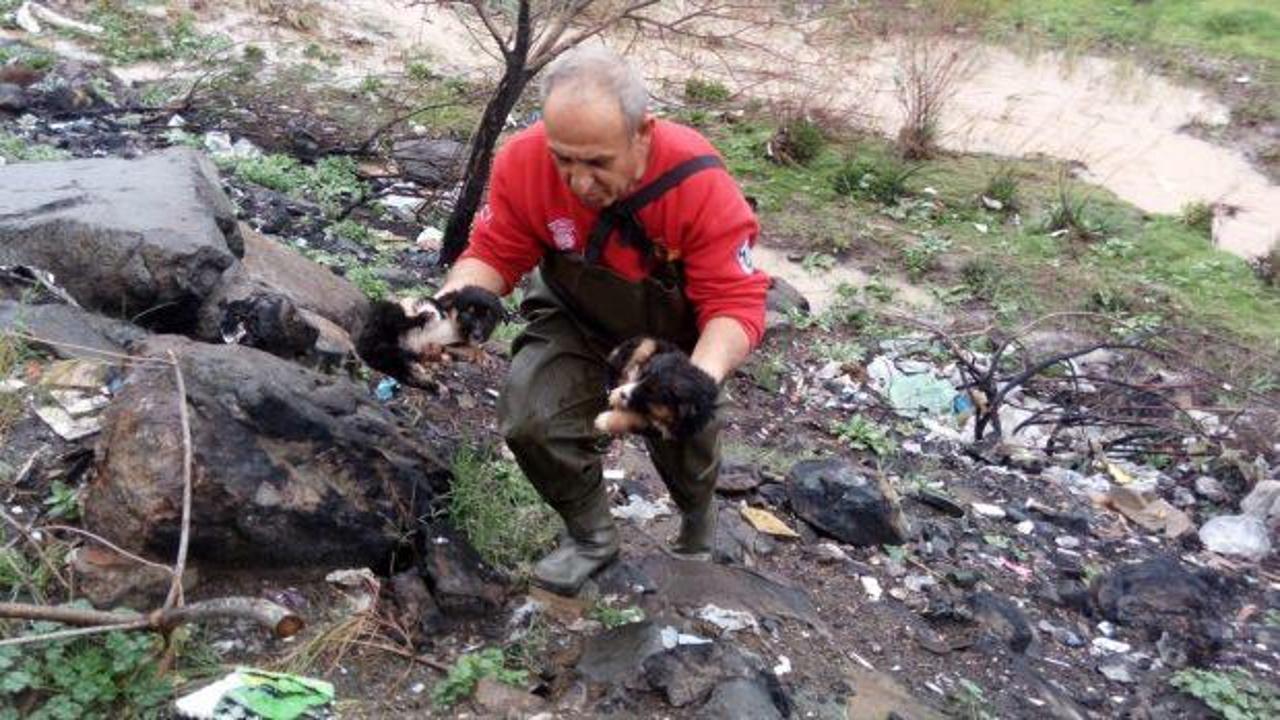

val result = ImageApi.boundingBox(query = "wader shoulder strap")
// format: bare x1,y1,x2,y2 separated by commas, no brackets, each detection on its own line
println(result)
584,154,725,265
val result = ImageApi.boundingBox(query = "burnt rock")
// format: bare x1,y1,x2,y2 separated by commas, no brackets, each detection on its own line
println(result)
643,642,763,707
1091,556,1227,665
392,137,466,186
786,458,909,546
420,529,506,617
0,83,25,113
0,148,242,328
196,228,369,364
967,591,1034,654
577,620,666,685
388,570,442,639
699,676,787,720
85,335,452,567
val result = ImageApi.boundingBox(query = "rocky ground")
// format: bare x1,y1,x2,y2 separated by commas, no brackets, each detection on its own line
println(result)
1,4,1279,720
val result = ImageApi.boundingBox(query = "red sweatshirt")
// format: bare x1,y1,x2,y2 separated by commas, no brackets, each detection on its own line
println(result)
460,120,769,348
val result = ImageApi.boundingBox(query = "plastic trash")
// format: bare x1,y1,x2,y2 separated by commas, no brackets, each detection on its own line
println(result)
866,355,958,418
374,377,400,402
175,667,335,719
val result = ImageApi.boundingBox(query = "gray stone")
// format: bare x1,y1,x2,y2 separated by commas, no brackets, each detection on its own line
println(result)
643,642,762,707
392,137,466,186
786,458,909,546
85,335,451,567
0,149,242,326
699,677,784,720
0,300,146,359
1241,480,1280,529
968,591,1033,653
577,620,665,685
636,554,819,628
1091,556,1225,664
1194,475,1227,502
1199,513,1272,561
0,83,26,113
420,528,505,617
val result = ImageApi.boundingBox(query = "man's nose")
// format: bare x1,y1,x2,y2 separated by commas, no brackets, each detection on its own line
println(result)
569,168,594,196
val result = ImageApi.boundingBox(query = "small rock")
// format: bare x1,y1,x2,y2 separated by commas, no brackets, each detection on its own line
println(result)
1092,557,1225,663
701,677,786,720
811,542,850,564
1194,475,1227,502
1097,656,1137,684
578,620,665,684
913,490,966,518
1055,535,1081,549
861,576,883,602
1015,520,1035,535
71,546,197,611
971,502,1006,519
716,463,763,494
1091,637,1131,655
1171,486,1197,508
643,642,760,707
0,84,27,113
392,137,466,186
474,677,546,716
947,569,981,589
1241,480,1280,529
968,592,1033,654
1198,514,1272,561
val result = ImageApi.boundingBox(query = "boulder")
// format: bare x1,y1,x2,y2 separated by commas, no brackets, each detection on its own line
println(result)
1241,480,1280,529
0,148,242,327
0,300,147,360
85,335,451,567
1091,556,1226,665
195,228,369,366
392,138,466,186
786,458,909,546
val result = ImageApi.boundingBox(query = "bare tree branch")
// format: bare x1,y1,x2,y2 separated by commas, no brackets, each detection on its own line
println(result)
163,350,193,611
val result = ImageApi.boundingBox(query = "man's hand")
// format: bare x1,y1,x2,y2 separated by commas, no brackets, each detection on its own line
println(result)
435,286,506,344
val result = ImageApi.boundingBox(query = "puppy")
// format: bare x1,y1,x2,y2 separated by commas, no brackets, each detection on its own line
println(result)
355,287,504,386
594,337,718,439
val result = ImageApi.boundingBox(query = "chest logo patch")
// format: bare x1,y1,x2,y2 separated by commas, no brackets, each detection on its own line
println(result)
548,218,577,251
737,240,755,274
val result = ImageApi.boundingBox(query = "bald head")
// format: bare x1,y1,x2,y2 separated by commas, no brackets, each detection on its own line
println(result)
540,45,648,134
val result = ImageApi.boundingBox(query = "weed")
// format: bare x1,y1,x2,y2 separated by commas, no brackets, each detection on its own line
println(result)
327,219,373,247
982,168,1020,212
684,77,732,104
1250,241,1279,288
432,647,528,709
345,267,390,301
771,117,826,166
950,678,997,720
303,42,342,66
43,481,79,521
0,611,173,717
589,602,645,628
1040,174,1115,241
801,252,836,274
248,0,323,31
832,415,896,456
0,133,71,163
1180,201,1215,239
1170,668,1280,720
863,277,896,304
893,35,973,160
832,156,920,205
448,447,559,572
230,154,365,216
89,5,230,64
903,233,952,280
816,340,864,365
747,352,787,392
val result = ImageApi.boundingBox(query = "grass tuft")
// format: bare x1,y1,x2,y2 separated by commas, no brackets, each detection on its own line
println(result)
448,447,560,572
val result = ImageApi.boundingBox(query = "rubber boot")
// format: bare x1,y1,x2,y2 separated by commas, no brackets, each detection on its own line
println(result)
670,499,716,561
533,487,620,596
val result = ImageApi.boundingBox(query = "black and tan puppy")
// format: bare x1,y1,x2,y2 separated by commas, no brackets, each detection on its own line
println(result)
594,337,719,439
356,286,504,385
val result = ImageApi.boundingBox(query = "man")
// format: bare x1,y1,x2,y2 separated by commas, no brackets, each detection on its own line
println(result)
433,46,769,595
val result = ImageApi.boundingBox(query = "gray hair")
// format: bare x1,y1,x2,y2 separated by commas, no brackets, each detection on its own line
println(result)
540,45,649,133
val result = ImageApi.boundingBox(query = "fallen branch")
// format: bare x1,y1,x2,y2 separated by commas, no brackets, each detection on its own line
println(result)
0,597,303,647
163,350,193,610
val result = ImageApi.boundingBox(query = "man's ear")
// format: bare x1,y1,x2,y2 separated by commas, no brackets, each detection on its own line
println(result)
635,114,656,145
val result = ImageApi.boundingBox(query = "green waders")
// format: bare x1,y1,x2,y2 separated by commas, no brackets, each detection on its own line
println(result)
499,156,726,595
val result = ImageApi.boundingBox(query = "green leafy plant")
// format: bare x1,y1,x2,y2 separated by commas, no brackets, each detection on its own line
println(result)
0,616,172,718
747,352,787,392
773,117,826,166
43,482,79,521
0,133,71,163
832,415,896,456
816,340,864,365
801,252,836,274
345,267,390,301
229,155,365,216
832,156,921,204
684,77,731,104
902,233,952,280
589,603,645,629
1170,668,1280,720
431,647,528,709
326,219,373,247
1180,201,1214,239
950,678,997,720
982,168,1020,212
448,447,559,571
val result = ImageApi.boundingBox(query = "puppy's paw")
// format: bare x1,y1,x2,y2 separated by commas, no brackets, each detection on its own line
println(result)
594,409,648,436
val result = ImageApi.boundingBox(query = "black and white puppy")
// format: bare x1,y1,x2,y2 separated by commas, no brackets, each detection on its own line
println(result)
356,286,504,385
594,336,719,439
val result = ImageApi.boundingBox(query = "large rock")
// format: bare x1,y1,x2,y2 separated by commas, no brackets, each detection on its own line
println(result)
786,458,909,546
0,300,147,360
0,149,242,327
1091,556,1226,665
85,335,451,567
195,228,368,365
392,138,466,186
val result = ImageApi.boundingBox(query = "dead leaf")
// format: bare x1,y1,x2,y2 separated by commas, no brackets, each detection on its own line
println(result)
1105,461,1134,485
740,506,799,538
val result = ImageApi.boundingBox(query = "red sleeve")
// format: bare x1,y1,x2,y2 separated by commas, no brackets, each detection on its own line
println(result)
679,171,769,349
458,140,545,293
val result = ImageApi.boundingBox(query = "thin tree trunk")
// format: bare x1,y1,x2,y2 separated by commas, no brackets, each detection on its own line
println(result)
439,0,533,267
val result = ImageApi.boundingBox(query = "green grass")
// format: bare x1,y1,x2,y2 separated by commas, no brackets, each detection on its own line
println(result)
345,266,390,301
970,0,1280,63
0,133,71,163
227,154,366,216
86,4,231,64
447,447,560,572
832,414,897,456
1171,668,1280,720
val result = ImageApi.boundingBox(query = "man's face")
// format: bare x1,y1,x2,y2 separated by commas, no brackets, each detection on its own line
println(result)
543,85,653,210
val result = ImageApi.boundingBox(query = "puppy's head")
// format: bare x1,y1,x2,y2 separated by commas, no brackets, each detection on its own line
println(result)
436,287,504,345
605,336,681,387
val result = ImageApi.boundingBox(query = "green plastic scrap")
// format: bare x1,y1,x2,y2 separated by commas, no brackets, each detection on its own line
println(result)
213,668,336,720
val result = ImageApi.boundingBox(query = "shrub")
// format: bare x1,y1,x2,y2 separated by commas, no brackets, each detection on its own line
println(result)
1179,200,1214,240
982,168,1019,212
832,156,921,204
770,117,825,166
432,648,528,709
684,77,731,104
